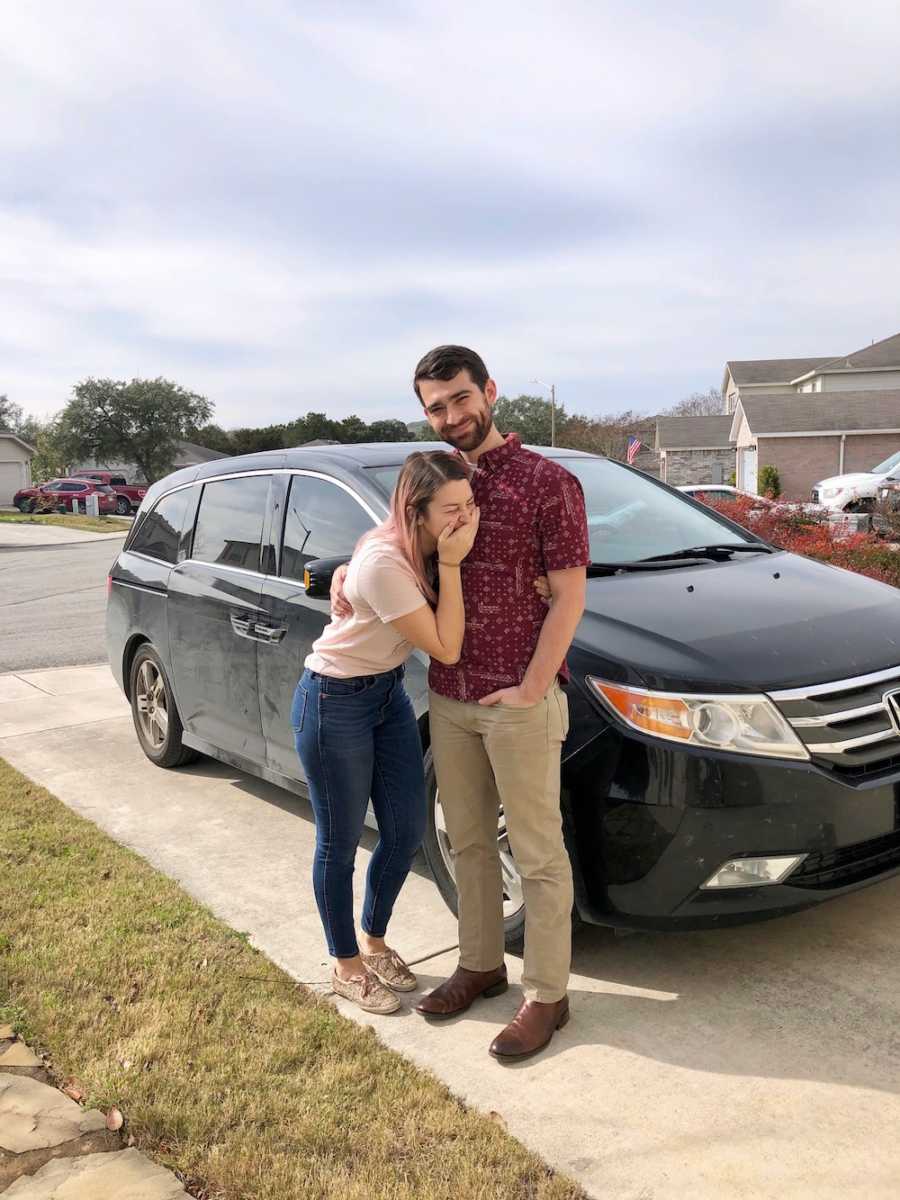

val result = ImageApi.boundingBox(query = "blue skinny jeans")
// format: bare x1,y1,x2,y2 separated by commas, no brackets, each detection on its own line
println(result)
292,665,427,960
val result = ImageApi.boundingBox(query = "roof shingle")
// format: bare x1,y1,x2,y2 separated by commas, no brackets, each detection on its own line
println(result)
726,357,834,386
656,415,735,449
813,331,900,373
740,391,900,434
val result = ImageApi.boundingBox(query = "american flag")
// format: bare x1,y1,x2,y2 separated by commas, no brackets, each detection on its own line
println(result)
626,435,642,464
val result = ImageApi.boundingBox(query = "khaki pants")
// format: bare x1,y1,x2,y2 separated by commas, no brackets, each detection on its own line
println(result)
428,683,573,1003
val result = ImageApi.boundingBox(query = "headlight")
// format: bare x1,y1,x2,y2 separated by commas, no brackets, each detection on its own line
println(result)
587,678,810,761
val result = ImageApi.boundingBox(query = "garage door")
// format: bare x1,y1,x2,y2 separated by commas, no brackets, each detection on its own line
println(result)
0,461,23,505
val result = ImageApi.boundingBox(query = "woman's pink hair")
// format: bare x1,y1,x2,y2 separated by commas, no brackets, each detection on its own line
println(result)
358,451,471,602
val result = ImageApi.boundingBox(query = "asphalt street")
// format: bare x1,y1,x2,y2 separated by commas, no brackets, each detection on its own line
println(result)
0,536,125,672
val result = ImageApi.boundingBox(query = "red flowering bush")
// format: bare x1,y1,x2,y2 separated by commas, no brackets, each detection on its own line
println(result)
702,495,900,589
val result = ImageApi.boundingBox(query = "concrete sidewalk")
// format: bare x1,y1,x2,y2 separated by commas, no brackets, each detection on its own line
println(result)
2,665,900,1199
0,523,127,547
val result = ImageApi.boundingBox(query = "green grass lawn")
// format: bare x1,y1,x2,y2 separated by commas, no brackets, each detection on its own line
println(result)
0,512,131,533
0,759,586,1200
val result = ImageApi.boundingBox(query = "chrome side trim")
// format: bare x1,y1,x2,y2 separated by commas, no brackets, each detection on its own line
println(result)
146,467,386,524
111,579,167,597
174,559,266,581
769,663,900,701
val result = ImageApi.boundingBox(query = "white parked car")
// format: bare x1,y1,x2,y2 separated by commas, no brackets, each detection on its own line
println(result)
811,449,900,512
677,485,820,516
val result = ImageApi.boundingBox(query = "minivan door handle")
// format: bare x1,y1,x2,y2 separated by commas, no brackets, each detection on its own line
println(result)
230,612,258,640
253,620,288,644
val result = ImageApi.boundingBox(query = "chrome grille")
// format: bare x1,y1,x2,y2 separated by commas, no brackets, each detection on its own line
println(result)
769,664,900,775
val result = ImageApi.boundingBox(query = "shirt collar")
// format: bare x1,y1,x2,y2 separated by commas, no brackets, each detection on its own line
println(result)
456,431,521,475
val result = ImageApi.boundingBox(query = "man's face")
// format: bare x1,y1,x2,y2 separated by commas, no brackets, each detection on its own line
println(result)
418,370,497,452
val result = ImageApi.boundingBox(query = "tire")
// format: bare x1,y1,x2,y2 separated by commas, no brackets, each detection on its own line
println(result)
115,495,131,515
421,747,527,954
16,499,30,512
129,644,199,769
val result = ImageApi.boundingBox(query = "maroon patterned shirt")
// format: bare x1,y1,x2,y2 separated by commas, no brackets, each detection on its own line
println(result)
429,433,590,703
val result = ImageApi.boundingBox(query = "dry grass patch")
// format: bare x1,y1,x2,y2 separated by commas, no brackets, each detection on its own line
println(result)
0,513,131,533
0,759,586,1200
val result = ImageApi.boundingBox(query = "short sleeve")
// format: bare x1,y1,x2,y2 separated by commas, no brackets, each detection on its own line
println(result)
355,549,428,623
538,466,590,572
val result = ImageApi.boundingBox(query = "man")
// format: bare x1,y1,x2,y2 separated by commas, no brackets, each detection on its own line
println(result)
412,345,588,1061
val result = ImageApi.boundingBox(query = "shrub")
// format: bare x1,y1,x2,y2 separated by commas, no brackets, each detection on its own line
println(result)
703,496,900,589
758,464,781,498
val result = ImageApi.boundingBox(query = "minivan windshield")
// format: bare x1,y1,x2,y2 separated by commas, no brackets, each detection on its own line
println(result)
871,449,900,476
366,455,755,564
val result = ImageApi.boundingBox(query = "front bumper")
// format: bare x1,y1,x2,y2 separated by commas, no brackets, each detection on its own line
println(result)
564,722,900,930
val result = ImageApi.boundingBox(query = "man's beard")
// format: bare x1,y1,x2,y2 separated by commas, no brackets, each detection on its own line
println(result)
439,405,493,452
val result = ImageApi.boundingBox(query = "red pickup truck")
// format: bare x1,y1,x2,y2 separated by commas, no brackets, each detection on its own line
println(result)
70,472,147,515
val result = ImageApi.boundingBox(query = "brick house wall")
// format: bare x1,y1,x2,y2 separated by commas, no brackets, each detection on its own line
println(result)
758,433,900,499
661,447,735,486
842,433,900,473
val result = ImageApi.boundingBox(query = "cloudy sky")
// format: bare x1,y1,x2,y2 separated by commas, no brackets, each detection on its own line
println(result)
3,0,899,429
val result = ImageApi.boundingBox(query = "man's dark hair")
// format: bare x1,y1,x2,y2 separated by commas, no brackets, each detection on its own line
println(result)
413,345,490,401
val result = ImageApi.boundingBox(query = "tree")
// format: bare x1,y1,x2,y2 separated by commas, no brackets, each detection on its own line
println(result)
30,419,71,481
285,412,339,445
493,394,564,446
367,419,415,442
228,425,285,455
0,395,24,434
59,377,212,483
186,422,234,455
665,387,724,417
336,415,369,444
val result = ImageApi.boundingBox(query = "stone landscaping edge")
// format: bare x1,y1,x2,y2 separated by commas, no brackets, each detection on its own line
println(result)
0,1026,189,1197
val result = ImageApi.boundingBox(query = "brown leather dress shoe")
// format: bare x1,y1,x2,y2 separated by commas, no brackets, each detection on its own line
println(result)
489,996,570,1061
415,963,508,1019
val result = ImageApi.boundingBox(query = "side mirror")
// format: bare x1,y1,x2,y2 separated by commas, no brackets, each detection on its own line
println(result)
303,555,351,599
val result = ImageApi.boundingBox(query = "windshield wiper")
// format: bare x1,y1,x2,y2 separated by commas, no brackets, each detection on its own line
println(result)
587,558,709,575
640,543,774,563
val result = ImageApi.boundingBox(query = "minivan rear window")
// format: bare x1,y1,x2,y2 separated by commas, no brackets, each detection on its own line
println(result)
130,488,193,564
192,475,269,573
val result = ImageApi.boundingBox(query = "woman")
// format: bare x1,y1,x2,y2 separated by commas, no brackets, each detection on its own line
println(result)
292,451,479,1014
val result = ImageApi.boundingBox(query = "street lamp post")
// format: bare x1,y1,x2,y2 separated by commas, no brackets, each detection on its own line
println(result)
530,378,556,447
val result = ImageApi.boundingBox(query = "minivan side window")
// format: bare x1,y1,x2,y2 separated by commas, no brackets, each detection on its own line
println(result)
281,474,375,581
192,475,270,573
130,488,193,564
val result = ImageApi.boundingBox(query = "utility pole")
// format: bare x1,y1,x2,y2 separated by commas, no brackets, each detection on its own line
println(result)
530,378,557,447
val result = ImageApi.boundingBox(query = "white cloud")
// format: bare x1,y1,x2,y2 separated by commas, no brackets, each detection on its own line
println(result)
1,0,899,426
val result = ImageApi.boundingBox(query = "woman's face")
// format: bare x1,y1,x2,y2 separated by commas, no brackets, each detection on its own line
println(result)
420,478,476,541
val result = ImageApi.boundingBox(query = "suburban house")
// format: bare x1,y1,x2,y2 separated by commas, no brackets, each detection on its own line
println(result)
655,416,735,486
730,391,900,498
0,432,36,505
722,357,835,414
723,332,900,410
72,439,226,483
719,330,900,496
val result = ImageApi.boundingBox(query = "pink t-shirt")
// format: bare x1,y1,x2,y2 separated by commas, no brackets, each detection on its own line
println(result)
305,537,428,678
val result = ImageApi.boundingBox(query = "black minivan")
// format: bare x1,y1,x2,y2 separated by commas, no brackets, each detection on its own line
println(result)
107,442,900,947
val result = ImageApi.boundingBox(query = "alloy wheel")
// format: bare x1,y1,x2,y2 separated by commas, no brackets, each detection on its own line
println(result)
135,659,169,750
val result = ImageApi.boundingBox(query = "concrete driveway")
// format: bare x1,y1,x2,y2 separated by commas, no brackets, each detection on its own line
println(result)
2,664,899,1199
